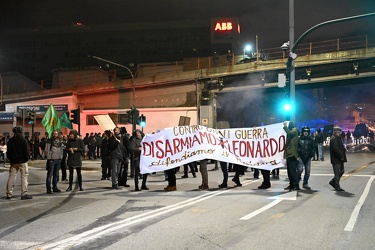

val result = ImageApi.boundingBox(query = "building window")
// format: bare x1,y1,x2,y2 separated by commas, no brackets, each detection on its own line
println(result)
86,115,99,125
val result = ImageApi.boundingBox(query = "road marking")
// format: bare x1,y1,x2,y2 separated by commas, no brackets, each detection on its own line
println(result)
344,176,374,231
341,160,375,181
40,181,258,250
240,191,297,220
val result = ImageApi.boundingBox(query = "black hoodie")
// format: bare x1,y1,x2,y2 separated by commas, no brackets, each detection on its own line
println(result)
7,133,29,164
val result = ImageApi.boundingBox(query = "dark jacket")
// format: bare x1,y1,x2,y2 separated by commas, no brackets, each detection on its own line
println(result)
130,136,142,161
316,132,324,144
108,134,127,160
283,126,299,159
66,138,85,167
330,134,347,164
7,133,29,165
298,134,314,163
101,137,110,157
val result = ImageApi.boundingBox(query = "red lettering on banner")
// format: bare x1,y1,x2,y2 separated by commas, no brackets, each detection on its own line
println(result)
165,140,173,157
155,140,165,158
173,138,182,153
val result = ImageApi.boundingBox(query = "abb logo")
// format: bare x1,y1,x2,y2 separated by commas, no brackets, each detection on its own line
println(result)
214,22,233,31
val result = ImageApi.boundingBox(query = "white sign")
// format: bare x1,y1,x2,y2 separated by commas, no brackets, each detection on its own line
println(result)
94,115,116,131
140,123,286,174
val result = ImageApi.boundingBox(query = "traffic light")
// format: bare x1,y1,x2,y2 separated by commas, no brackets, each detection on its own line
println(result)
139,114,146,127
283,102,291,112
28,111,36,125
71,108,80,124
280,97,292,120
126,109,133,124
133,108,140,124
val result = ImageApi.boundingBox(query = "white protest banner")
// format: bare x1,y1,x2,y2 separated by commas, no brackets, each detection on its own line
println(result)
140,122,286,174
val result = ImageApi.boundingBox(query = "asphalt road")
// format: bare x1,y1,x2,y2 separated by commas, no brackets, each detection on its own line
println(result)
1,146,375,250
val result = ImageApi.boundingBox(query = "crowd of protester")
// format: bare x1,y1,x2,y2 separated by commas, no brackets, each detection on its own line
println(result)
3,121,355,200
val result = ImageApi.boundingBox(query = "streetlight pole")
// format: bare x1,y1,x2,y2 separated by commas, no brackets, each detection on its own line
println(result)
285,11,375,123
89,55,136,107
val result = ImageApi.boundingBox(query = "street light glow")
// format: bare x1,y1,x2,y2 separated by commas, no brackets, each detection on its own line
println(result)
243,45,252,58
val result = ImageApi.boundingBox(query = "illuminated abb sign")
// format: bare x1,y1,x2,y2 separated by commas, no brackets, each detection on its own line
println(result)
214,22,233,31
211,18,240,43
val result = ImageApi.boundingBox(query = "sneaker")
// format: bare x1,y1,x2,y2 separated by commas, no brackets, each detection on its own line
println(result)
302,184,311,190
141,186,149,190
47,190,53,194
335,187,345,192
53,188,61,193
164,186,177,191
218,183,228,188
21,194,33,200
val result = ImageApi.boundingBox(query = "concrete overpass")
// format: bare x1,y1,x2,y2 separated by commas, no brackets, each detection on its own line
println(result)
1,37,375,134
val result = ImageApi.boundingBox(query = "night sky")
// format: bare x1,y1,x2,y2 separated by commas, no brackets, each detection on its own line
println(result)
1,0,375,49
1,0,375,128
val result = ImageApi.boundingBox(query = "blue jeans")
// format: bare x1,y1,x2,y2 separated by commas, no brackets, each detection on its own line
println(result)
298,158,311,185
317,143,324,160
46,159,61,190
111,158,122,186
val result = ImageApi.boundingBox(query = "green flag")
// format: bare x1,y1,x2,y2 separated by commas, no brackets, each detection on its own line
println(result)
42,104,61,138
60,111,73,129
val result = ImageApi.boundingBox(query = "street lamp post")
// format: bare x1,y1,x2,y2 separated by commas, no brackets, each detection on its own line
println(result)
89,55,136,107
285,11,375,123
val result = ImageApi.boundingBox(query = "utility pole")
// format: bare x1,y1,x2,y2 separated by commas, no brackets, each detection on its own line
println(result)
285,11,375,123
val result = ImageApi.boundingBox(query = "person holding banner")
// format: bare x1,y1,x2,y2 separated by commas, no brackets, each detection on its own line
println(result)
198,159,209,190
108,127,129,190
131,129,148,191
283,121,300,191
258,169,271,189
231,164,244,187
218,161,228,188
164,168,177,191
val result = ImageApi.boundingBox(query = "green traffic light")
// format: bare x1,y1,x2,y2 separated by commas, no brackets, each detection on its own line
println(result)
283,103,291,111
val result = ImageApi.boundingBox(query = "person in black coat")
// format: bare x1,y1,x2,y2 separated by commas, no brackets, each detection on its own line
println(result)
66,129,85,191
100,130,112,180
298,126,314,189
6,126,33,200
329,126,347,192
